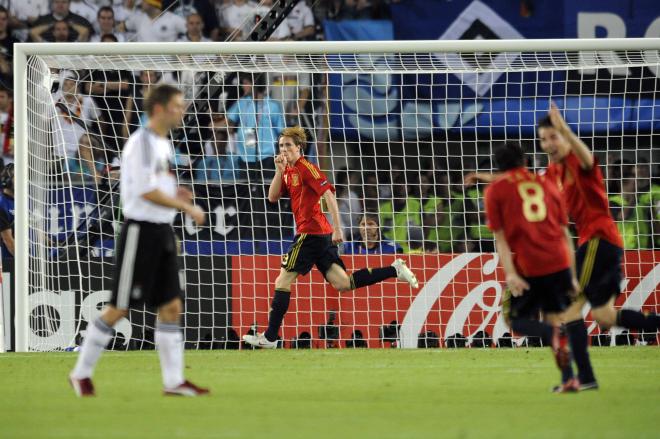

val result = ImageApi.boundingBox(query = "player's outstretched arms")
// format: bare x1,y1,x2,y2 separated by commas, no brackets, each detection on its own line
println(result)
549,102,594,170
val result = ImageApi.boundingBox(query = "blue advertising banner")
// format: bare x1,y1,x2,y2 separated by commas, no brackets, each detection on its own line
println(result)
327,0,660,140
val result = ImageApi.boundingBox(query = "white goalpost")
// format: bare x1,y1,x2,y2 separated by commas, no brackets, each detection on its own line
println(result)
13,39,660,352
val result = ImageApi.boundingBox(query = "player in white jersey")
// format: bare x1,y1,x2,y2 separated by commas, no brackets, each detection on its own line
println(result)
70,84,209,397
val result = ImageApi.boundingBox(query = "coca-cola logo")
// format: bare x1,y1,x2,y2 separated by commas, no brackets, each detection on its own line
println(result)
234,252,660,348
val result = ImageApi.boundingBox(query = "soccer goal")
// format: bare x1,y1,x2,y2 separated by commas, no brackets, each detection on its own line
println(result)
13,39,660,352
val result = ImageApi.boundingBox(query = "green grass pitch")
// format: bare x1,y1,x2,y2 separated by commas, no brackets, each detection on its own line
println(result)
1,347,658,439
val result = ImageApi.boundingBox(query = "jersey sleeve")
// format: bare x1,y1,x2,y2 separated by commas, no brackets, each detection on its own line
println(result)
484,183,503,232
0,207,12,232
122,134,161,196
300,161,335,196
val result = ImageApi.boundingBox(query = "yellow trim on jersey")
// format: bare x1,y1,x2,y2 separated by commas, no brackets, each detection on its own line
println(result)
286,233,307,270
579,238,599,291
301,159,321,179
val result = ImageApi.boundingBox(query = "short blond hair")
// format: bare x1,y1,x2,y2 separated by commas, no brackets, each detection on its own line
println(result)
279,126,307,150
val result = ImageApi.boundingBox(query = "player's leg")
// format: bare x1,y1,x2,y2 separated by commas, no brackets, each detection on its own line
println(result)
263,269,298,343
561,298,598,390
591,295,660,332
70,305,128,396
244,234,312,347
70,220,147,396
151,226,209,396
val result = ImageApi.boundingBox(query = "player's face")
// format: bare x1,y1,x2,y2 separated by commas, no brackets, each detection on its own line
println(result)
163,93,185,128
538,126,570,163
279,136,301,164
359,218,379,242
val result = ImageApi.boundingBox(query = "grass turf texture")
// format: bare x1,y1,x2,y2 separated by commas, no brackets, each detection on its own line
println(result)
1,347,658,439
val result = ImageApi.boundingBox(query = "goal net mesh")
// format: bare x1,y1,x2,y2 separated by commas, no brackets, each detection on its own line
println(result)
21,44,660,351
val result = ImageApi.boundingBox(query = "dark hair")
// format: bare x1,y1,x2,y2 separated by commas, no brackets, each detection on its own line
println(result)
97,6,114,18
144,83,182,116
1,163,14,191
537,115,553,129
100,33,118,42
494,141,525,172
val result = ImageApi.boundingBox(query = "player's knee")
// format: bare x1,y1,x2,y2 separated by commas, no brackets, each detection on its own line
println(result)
158,297,182,322
591,307,616,329
275,275,294,291
331,278,351,292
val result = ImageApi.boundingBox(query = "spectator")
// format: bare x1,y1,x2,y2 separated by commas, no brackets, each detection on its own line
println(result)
0,162,13,260
0,85,12,165
610,161,648,249
125,70,162,133
177,12,210,42
379,181,422,253
124,0,186,42
254,0,291,40
70,0,99,28
640,167,660,249
220,0,255,40
30,0,94,42
90,6,126,42
0,0,50,29
164,0,220,40
194,115,238,182
343,214,400,254
269,59,312,127
0,7,17,87
226,73,285,182
334,167,362,240
52,70,101,180
87,60,132,157
287,0,315,41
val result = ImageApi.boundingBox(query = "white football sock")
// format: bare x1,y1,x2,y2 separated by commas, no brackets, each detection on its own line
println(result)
71,318,113,379
155,322,184,389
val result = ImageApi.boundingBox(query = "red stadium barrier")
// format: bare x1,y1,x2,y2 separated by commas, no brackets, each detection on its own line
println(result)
231,252,660,348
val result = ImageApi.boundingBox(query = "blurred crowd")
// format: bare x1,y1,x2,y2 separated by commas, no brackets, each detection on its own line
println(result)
1,0,658,255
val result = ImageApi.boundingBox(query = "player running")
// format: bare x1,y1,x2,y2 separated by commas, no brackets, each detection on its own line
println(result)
243,126,418,348
485,141,576,388
538,103,660,390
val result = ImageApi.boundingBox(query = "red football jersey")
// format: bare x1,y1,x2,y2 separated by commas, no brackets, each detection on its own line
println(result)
280,157,335,235
485,167,570,277
545,152,623,248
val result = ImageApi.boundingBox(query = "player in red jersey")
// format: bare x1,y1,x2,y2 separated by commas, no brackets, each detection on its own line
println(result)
485,142,577,389
539,103,660,390
243,126,419,349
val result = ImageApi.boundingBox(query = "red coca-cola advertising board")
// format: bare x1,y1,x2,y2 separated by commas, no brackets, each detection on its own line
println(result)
231,252,660,348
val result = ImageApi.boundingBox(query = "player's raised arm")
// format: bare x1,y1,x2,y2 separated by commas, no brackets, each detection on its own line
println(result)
268,152,287,203
548,102,594,170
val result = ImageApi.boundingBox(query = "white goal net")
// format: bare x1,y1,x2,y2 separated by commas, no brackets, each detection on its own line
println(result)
14,39,660,351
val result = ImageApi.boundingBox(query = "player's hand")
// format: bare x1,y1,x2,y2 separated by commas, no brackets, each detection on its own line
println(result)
274,153,286,173
177,186,194,202
186,204,206,225
549,102,570,134
464,172,479,186
332,228,344,245
506,273,530,297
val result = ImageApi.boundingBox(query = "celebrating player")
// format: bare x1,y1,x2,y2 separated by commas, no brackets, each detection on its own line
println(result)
242,126,418,349
69,84,209,397
539,103,660,390
485,142,576,388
